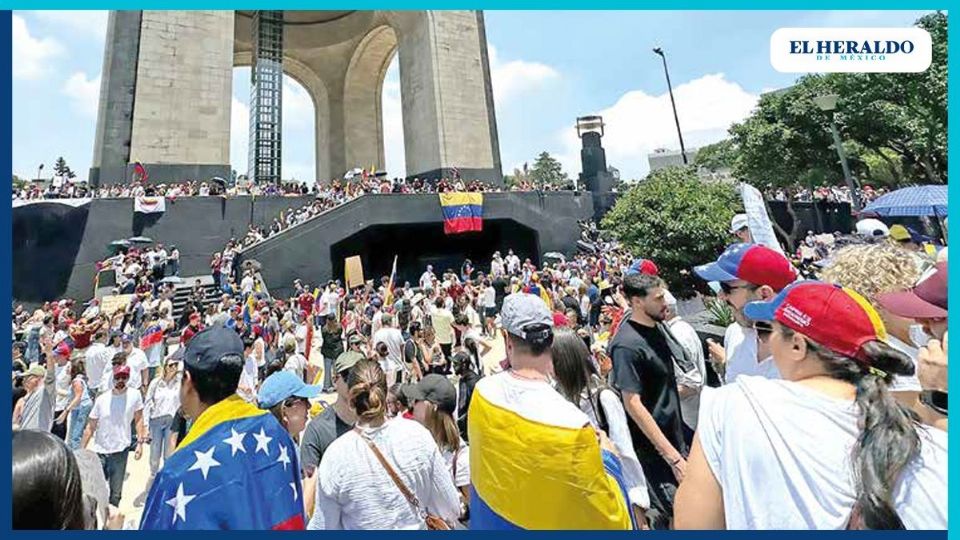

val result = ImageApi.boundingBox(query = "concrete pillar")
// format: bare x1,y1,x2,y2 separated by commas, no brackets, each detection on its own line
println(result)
343,25,398,173
393,10,502,184
89,11,143,186
126,11,234,183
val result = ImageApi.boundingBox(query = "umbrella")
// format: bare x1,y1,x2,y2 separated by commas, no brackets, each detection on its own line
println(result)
861,185,948,217
344,168,363,180
241,259,262,272
159,276,183,285
543,252,566,261
109,239,131,249
127,236,154,245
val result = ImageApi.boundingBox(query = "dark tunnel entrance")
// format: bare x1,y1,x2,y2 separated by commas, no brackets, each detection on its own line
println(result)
330,219,540,286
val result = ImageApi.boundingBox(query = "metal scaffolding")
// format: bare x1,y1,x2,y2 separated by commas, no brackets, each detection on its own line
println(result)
248,10,284,185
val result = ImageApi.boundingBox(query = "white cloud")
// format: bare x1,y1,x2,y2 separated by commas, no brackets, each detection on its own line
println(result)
62,71,100,117
488,45,560,105
230,96,250,175
554,73,758,180
28,10,108,40
282,78,313,129
12,14,63,80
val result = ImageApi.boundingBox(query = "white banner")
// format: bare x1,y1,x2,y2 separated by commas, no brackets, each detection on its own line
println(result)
740,182,785,255
134,196,166,214
12,198,91,208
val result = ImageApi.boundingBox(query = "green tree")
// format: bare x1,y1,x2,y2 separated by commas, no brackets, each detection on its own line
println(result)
694,138,737,172
528,151,569,188
13,174,27,191
601,165,741,295
53,156,69,178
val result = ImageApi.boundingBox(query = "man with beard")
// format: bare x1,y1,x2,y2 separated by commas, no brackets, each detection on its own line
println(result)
608,273,693,529
694,243,798,383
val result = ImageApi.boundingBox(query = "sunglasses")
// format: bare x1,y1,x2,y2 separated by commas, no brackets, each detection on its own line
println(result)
282,396,308,408
720,282,752,295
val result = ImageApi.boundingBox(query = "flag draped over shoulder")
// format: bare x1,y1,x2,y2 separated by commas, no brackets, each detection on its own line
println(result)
140,395,305,530
468,391,634,530
140,323,165,350
438,192,483,234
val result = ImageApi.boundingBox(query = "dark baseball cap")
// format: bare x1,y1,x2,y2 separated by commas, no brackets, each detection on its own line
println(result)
182,326,244,372
407,374,457,415
876,261,947,319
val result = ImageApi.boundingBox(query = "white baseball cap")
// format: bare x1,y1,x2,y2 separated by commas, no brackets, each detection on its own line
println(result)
730,214,749,234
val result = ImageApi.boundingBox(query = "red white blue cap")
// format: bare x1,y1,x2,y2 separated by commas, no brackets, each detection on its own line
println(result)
627,258,659,276
694,243,798,291
744,281,888,363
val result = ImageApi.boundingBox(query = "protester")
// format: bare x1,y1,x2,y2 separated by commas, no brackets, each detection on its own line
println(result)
551,328,651,526
607,273,691,529
140,327,305,529
12,337,57,431
675,282,947,529
143,356,182,477
409,374,471,522
58,357,94,450
695,243,799,382
258,370,321,445
307,360,460,530
468,293,634,530
663,290,707,435
81,364,147,507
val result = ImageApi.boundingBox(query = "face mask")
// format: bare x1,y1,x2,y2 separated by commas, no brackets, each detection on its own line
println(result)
909,324,932,349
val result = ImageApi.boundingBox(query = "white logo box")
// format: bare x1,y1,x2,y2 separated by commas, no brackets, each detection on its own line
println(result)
770,27,932,73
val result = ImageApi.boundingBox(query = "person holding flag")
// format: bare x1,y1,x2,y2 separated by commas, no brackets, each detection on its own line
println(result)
140,327,305,529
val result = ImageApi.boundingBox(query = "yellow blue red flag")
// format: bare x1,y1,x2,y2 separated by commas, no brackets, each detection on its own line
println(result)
438,192,483,234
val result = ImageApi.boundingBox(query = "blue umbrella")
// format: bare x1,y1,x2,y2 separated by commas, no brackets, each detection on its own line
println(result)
861,185,948,217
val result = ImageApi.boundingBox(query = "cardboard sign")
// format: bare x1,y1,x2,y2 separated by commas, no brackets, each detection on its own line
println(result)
345,256,365,289
99,294,135,316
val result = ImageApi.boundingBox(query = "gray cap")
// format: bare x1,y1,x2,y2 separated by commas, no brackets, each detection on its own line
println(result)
501,293,553,340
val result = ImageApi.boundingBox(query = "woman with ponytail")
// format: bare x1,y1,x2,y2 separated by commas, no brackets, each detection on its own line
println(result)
675,282,946,530
308,360,460,530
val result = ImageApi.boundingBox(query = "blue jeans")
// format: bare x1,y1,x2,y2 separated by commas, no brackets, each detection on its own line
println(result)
67,402,93,450
149,415,174,476
322,356,335,390
99,450,130,507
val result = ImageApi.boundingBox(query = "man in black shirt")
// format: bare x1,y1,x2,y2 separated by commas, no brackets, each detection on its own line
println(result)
608,273,691,529
298,349,361,475
491,275,509,312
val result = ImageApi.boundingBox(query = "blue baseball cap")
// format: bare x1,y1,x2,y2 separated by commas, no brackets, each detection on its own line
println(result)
694,243,797,291
257,371,322,409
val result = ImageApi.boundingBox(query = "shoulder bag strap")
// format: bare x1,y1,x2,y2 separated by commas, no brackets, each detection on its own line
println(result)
354,427,425,515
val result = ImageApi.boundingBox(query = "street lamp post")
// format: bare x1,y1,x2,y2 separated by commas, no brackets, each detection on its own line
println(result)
653,47,688,165
813,94,862,212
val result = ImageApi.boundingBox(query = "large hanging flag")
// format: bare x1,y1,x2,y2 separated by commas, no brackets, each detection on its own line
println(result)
438,192,483,234
134,196,166,214
468,387,634,530
140,395,305,529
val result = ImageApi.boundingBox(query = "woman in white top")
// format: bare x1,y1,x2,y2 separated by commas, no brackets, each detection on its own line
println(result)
676,282,947,530
308,360,460,530
409,374,471,524
550,329,651,526
143,357,181,477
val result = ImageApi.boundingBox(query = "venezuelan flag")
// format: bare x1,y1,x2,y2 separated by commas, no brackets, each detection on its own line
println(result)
242,293,256,326
439,192,483,235
468,391,634,530
140,395,305,529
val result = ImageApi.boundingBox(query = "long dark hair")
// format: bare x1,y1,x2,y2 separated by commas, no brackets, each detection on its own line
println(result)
782,326,920,529
550,329,595,405
13,430,86,529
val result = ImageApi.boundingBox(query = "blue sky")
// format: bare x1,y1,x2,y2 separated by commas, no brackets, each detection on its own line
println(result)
13,9,932,183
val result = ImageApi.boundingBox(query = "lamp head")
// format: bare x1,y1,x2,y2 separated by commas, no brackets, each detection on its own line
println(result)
813,94,839,112
653,47,664,56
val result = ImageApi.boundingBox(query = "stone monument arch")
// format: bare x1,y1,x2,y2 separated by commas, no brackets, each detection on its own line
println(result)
89,10,502,186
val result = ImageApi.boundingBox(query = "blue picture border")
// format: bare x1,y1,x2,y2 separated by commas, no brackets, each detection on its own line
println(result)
1,3,954,537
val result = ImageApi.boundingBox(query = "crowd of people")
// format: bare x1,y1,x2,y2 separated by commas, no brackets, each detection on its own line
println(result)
770,184,887,204
12,202,949,529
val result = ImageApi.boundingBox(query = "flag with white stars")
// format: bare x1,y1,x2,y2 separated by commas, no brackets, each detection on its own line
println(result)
439,192,484,235
140,395,305,530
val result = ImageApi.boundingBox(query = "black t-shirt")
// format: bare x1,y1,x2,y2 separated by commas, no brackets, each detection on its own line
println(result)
299,406,352,474
608,319,687,462
492,277,509,309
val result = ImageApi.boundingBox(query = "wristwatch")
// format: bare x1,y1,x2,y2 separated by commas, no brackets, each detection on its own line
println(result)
920,390,947,416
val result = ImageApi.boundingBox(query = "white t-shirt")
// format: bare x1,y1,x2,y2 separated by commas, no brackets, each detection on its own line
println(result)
308,418,461,530
295,324,309,355
238,355,259,402
85,342,111,392
284,353,308,381
722,323,780,383
482,287,496,308
124,347,149,390
241,275,255,294
55,363,73,411
88,390,144,454
373,328,405,371
698,376,947,530
441,442,471,488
